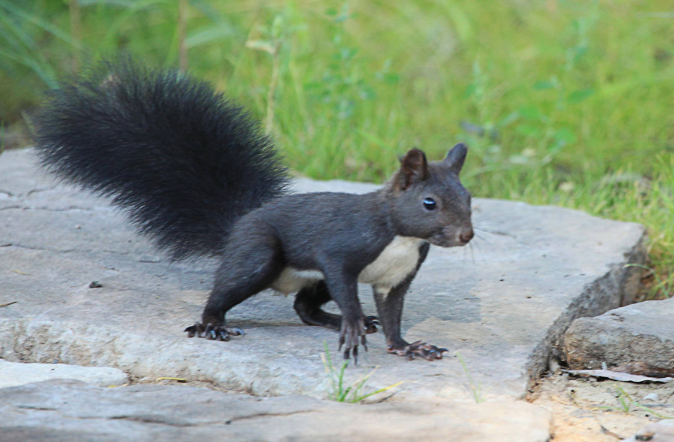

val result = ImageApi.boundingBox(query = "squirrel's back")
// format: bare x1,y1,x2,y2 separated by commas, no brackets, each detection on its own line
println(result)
34,59,289,260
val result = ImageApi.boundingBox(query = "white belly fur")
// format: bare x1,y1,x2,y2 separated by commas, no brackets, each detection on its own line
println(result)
272,268,324,295
271,236,425,295
357,236,425,290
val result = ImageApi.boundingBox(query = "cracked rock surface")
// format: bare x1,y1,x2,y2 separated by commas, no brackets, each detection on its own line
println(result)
0,379,552,442
0,147,647,439
0,359,128,389
0,148,647,399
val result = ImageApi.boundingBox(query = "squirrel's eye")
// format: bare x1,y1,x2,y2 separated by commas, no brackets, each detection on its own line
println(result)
423,197,436,211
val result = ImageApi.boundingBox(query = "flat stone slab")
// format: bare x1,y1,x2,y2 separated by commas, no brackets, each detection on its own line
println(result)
0,147,646,403
564,297,674,370
0,379,551,442
0,359,128,389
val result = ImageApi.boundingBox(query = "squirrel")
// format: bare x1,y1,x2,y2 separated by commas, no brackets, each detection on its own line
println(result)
33,59,474,363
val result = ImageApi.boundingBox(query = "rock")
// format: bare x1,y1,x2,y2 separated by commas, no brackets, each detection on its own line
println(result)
624,419,674,442
0,147,646,402
563,297,674,370
0,379,552,442
0,359,128,389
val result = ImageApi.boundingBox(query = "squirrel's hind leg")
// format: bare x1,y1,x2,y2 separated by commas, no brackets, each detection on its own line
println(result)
186,231,283,341
293,281,340,330
294,281,379,334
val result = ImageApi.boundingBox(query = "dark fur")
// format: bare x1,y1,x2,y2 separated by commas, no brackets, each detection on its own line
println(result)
34,58,288,260
198,156,472,360
34,59,473,361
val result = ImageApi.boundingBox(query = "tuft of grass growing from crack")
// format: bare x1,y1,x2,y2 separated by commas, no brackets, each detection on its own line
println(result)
597,386,674,419
625,263,672,300
321,342,405,403
456,351,484,403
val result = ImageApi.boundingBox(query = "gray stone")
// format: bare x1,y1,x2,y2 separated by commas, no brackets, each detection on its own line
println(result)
0,359,128,388
0,147,646,402
0,379,552,442
564,297,674,370
625,419,674,442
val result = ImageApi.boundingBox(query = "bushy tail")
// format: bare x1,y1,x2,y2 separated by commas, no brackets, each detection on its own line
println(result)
34,59,289,260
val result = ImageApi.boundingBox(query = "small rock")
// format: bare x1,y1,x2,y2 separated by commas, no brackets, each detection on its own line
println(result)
0,359,128,389
624,419,674,442
563,298,674,371
643,393,659,401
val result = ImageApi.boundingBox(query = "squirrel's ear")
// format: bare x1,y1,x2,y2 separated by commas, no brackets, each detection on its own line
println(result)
398,148,429,190
443,143,468,175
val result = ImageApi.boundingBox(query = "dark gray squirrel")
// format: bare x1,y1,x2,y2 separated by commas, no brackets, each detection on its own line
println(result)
34,59,474,363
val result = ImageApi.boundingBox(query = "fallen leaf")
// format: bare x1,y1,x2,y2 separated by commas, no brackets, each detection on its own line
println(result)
156,377,187,383
563,369,672,383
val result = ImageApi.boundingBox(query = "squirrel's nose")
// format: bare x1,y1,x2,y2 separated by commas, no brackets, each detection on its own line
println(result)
459,229,474,244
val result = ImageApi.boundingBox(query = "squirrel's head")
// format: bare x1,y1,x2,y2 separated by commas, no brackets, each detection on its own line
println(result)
386,144,473,248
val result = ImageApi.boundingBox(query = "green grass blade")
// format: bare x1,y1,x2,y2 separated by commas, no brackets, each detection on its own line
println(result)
0,1,80,48
353,381,407,403
186,25,235,49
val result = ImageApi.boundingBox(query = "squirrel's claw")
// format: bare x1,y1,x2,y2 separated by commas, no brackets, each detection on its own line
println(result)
364,315,379,334
184,323,199,338
388,340,448,361
229,327,245,337
340,317,367,364
184,322,244,341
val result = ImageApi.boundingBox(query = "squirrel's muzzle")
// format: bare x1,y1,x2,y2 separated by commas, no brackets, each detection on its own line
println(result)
459,228,474,245
429,223,473,248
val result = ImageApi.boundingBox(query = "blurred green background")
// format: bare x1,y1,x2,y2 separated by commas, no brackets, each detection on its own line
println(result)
0,0,672,298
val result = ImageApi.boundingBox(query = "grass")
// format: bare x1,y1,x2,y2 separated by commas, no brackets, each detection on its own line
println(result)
597,386,674,419
456,351,484,403
321,342,404,403
0,0,672,297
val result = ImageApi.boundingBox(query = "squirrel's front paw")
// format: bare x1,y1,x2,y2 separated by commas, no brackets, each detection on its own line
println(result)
339,317,367,363
184,322,244,341
364,315,379,334
388,341,447,361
